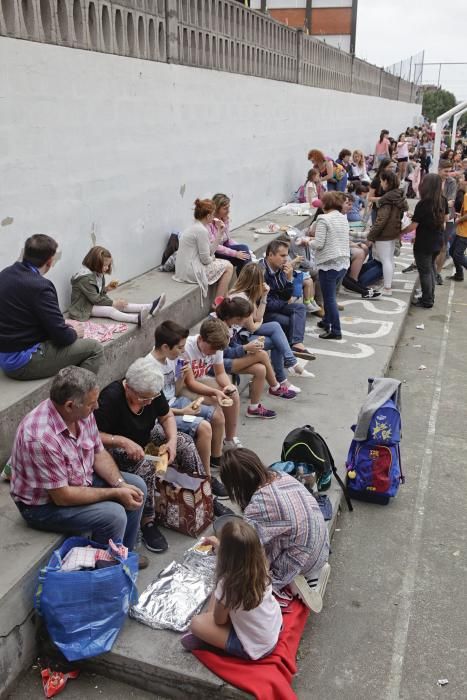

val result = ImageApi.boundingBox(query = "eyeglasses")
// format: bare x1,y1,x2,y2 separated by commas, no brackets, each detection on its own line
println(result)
134,392,160,403
126,385,160,403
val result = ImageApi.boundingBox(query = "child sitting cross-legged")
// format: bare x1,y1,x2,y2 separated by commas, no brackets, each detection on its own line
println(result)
216,297,296,419
181,519,282,661
69,246,165,326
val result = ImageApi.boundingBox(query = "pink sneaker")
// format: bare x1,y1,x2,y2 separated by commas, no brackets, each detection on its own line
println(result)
246,404,277,419
268,384,296,399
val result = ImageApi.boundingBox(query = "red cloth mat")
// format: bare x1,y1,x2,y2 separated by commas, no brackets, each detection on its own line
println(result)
193,598,309,700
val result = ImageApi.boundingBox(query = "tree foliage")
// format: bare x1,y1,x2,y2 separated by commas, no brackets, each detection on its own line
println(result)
422,88,457,122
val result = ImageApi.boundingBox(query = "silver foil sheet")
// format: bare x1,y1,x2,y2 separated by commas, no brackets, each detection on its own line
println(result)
130,543,216,632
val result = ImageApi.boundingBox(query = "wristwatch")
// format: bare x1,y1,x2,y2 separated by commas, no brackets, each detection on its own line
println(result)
112,477,124,488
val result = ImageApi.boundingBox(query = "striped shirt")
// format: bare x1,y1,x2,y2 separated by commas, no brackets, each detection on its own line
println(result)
311,210,350,271
10,399,103,506
245,473,329,591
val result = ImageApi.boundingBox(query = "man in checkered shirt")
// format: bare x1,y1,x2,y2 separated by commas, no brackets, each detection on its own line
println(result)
10,366,147,553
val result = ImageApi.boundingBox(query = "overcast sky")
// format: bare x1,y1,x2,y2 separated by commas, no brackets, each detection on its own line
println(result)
356,0,467,100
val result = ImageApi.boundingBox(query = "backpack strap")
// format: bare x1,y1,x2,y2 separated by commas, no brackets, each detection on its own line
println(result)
316,434,353,512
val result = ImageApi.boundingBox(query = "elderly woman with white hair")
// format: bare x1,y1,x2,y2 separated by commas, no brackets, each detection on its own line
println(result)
94,356,204,554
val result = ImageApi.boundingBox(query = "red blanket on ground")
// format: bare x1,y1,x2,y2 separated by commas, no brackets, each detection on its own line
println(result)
193,599,309,700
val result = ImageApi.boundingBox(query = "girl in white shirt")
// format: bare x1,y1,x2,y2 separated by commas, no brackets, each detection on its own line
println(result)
304,168,322,206
181,519,282,660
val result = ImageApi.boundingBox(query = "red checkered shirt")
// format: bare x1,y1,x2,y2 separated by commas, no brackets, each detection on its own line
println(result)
10,398,104,506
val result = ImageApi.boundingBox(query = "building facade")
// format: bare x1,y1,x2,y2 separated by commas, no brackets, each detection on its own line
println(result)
250,0,358,54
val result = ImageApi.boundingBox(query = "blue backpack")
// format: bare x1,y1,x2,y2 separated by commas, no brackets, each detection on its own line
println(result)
346,383,404,505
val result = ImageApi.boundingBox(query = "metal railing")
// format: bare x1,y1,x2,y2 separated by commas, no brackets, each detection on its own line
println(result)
0,0,419,102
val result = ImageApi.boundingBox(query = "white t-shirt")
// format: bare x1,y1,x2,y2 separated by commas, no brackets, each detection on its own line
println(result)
215,579,282,660
146,352,177,404
184,335,223,379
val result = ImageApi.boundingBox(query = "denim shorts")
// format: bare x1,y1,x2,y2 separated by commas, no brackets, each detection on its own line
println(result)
207,356,235,376
171,397,215,439
225,626,250,659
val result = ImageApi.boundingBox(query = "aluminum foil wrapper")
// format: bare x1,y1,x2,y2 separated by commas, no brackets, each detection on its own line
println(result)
130,542,216,632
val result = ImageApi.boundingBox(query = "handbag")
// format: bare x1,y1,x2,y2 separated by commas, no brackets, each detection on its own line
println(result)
35,536,139,661
156,466,213,537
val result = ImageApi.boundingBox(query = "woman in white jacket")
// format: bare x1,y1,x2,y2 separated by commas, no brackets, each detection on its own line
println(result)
174,198,233,303
311,192,350,340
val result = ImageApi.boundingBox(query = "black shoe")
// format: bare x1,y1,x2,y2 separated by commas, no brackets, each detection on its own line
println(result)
213,499,235,518
317,320,329,330
319,331,342,340
211,475,229,500
411,300,432,308
150,293,166,316
447,274,464,281
435,273,444,286
141,522,169,553
402,263,417,273
138,554,149,570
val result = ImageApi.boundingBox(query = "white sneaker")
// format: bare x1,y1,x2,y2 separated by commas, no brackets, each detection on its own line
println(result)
288,365,315,379
380,288,393,296
223,437,243,451
290,563,331,613
282,380,301,393
305,300,321,313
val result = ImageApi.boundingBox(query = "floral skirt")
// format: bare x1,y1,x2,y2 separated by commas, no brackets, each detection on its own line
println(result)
206,258,230,285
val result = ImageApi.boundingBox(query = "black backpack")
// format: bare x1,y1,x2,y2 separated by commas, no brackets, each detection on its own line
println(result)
281,425,352,511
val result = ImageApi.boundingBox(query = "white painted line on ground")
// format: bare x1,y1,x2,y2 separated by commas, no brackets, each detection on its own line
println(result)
339,298,407,315
386,281,455,700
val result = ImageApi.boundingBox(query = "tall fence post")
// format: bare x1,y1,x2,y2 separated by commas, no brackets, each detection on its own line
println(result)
296,29,304,85
165,0,179,64
350,54,355,94
397,76,401,101
379,67,383,97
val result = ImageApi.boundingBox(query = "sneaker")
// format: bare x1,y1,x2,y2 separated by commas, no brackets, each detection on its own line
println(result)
290,574,324,613
319,331,342,340
137,308,150,327
246,404,277,419
380,288,393,296
282,380,301,393
150,293,166,316
436,273,443,286
141,522,169,553
291,346,316,361
180,632,208,652
361,288,381,299
447,274,464,281
213,499,235,517
138,554,149,570
223,437,243,451
402,263,417,273
268,384,296,400
288,365,315,379
313,306,325,318
305,300,321,313
211,475,229,500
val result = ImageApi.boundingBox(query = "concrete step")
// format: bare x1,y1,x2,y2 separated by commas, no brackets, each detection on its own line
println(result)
84,253,416,699
0,207,312,696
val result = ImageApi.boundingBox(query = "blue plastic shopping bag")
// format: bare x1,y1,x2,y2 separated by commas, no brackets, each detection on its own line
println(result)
35,536,139,661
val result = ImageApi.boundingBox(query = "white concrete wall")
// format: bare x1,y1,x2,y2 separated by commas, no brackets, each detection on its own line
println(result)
0,37,421,305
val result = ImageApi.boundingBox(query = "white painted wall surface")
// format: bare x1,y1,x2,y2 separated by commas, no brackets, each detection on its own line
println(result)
0,37,421,305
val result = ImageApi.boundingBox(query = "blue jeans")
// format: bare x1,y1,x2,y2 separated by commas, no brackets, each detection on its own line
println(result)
264,302,306,346
215,244,250,273
251,321,297,382
15,472,147,551
358,258,383,287
319,269,346,334
451,235,467,279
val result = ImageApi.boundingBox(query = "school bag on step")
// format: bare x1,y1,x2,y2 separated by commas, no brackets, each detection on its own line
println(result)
346,378,404,505
280,425,353,511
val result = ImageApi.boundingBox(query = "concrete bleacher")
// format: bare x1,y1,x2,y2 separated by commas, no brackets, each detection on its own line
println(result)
0,207,313,696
